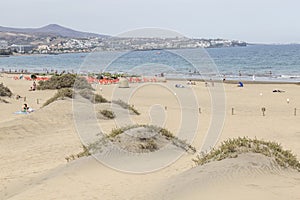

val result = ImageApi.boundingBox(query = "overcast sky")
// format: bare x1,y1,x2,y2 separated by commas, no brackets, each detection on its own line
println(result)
1,0,299,43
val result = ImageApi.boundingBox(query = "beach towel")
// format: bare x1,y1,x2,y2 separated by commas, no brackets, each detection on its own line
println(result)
14,108,34,114
14,111,29,114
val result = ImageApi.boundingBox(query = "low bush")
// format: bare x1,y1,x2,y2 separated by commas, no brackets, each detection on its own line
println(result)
0,83,12,97
78,88,108,103
43,88,74,107
99,109,116,119
193,137,300,171
112,99,140,115
38,74,93,90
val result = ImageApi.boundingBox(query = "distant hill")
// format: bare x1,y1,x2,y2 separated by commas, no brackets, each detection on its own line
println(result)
0,24,108,38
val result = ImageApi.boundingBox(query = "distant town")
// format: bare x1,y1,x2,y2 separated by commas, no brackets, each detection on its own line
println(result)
0,24,247,55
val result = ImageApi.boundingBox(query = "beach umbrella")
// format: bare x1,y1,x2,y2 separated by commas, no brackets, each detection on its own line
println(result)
31,74,37,80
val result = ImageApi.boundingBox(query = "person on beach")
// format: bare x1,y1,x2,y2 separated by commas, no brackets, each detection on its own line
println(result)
32,81,36,91
22,103,33,113
16,95,22,100
22,104,29,112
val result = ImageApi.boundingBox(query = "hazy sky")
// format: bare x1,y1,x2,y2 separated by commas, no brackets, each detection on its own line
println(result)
1,0,299,43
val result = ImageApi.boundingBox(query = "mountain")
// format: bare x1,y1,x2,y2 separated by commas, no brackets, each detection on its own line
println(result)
0,24,108,38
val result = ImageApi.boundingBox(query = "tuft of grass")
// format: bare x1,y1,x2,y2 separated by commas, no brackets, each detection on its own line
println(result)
99,109,116,119
112,99,140,115
94,94,108,103
43,88,74,107
79,88,108,103
159,128,175,139
0,98,10,103
0,83,12,97
65,145,91,162
109,125,140,138
139,138,158,152
193,137,300,171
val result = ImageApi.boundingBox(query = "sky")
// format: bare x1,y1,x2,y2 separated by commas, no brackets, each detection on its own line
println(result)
1,0,300,43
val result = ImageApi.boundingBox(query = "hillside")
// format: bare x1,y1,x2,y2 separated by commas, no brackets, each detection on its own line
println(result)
0,24,108,39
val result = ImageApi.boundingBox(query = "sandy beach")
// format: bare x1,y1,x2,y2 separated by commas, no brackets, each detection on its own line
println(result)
1,73,300,200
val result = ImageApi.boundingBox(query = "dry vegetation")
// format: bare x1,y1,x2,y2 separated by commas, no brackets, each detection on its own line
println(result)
106,124,196,153
99,109,116,119
79,88,108,103
193,137,300,171
65,145,91,162
66,125,196,162
38,74,93,90
0,83,12,97
112,99,140,115
43,88,74,107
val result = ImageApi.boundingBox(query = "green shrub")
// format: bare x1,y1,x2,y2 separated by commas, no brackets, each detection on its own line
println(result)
38,74,93,90
0,83,12,97
100,109,115,119
43,88,74,107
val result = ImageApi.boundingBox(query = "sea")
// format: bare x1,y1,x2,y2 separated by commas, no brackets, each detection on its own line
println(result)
1,44,300,82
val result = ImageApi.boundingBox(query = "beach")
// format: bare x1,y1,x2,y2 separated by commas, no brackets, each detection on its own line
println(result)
1,72,300,199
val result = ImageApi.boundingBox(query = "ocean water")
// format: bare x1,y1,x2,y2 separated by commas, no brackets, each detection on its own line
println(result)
0,44,300,82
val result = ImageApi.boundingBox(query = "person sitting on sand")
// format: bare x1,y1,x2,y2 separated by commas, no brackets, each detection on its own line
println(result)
22,103,29,112
22,103,33,113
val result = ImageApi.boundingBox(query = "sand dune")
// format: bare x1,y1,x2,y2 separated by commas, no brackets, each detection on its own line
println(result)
159,153,300,200
1,73,300,199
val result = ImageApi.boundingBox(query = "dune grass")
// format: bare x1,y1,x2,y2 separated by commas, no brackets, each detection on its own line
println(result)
99,109,116,119
78,88,108,103
43,88,108,107
65,145,91,162
108,124,196,153
0,83,12,97
0,98,9,103
65,124,196,162
43,88,74,107
112,99,140,115
193,137,300,171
